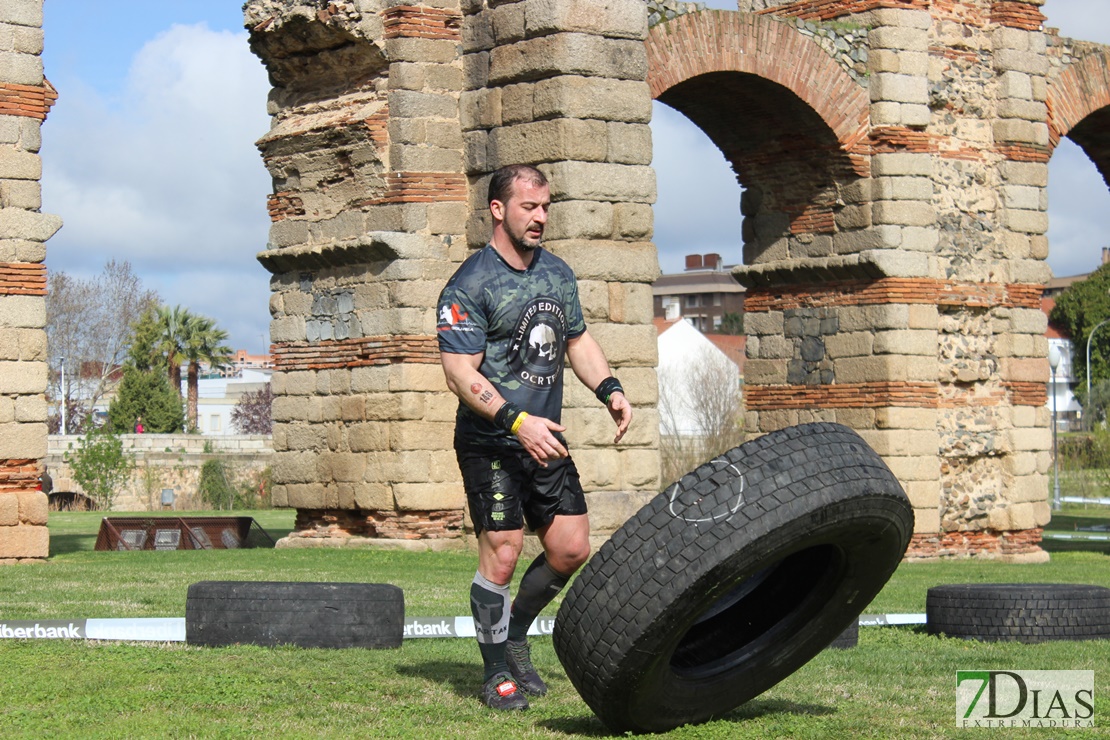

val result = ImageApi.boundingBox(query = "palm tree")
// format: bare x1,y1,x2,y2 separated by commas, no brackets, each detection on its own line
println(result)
155,305,191,396
182,315,232,431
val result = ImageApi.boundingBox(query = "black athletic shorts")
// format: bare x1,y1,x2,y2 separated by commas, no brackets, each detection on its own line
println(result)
455,446,587,534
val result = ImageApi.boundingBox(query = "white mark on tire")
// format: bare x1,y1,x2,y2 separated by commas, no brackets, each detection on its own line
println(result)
667,459,744,524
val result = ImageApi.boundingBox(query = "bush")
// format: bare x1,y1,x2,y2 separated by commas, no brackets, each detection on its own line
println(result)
240,466,273,510
63,425,135,511
198,461,272,510
1060,434,1096,468
198,459,238,510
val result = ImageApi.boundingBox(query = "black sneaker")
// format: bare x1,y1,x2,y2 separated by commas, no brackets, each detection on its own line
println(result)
481,672,529,711
506,638,548,696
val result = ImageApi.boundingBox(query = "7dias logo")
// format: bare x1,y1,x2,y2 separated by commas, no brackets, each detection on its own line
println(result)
956,670,1094,728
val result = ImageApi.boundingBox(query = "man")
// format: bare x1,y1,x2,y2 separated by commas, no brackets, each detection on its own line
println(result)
437,164,632,711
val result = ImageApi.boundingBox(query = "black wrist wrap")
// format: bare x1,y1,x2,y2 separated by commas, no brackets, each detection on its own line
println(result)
494,401,523,432
595,376,624,405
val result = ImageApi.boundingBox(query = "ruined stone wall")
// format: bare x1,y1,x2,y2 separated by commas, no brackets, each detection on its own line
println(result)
246,0,471,545
460,0,662,545
247,0,660,548
240,0,1109,560
0,0,58,563
708,0,1056,561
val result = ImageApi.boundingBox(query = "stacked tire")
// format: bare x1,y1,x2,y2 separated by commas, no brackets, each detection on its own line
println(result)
186,581,404,649
927,583,1110,643
553,423,914,733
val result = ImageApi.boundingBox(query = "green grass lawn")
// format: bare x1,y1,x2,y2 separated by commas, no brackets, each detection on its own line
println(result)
0,508,1107,738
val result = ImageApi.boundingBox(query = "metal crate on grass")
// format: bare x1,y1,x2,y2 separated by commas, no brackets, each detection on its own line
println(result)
94,517,275,551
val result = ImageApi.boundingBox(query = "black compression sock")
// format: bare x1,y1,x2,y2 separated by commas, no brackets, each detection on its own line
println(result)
507,553,570,642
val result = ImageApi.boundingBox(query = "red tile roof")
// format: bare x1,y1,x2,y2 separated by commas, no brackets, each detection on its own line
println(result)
705,333,746,372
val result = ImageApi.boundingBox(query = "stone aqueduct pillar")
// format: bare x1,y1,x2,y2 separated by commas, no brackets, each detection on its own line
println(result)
0,0,56,562
247,0,660,549
647,0,1098,561
244,0,1108,560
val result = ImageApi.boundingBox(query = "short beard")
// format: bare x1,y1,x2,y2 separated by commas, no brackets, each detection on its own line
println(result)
509,231,541,252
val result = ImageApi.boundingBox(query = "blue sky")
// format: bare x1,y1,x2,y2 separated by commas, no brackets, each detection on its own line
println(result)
38,0,1110,354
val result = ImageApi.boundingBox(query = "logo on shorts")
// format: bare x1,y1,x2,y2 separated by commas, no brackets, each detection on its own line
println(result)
509,297,567,389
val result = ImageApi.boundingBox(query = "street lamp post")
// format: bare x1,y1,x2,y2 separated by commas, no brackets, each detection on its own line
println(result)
59,358,66,436
1050,346,1062,511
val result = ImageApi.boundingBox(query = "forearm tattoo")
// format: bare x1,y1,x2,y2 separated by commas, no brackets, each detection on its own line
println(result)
470,382,495,406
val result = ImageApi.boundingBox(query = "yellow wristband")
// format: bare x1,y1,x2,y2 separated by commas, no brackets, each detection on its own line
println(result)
511,412,529,434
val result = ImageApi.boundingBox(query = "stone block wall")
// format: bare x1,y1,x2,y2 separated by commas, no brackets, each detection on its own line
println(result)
246,0,661,548
45,434,273,512
0,0,1093,562
701,0,1058,561
246,0,471,545
237,0,1108,560
461,0,662,543
0,0,57,563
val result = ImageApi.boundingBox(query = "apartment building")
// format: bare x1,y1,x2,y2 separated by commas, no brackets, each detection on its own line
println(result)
652,253,745,333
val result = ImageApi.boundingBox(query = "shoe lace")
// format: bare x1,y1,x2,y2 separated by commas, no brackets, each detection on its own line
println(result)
507,640,536,673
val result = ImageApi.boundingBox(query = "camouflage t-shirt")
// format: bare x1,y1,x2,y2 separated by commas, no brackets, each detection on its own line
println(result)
437,244,586,449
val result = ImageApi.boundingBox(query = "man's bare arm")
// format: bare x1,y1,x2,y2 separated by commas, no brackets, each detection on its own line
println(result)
440,351,568,465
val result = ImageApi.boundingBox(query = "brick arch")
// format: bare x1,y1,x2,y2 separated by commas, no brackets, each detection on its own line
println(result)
1047,51,1110,186
646,11,870,254
645,11,870,153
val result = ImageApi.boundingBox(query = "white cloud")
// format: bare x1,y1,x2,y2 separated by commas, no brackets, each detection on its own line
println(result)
1047,140,1110,277
1043,0,1110,277
43,24,273,350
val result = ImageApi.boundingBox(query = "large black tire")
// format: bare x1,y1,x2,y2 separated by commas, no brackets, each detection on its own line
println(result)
553,422,912,733
927,583,1110,643
186,581,404,649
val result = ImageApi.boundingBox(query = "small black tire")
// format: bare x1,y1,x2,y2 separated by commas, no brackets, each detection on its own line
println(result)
827,620,859,650
186,581,404,649
553,422,913,733
926,583,1110,643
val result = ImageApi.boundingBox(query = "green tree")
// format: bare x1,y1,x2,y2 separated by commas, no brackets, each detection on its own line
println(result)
46,260,159,432
108,367,185,433
182,315,232,431
63,425,135,511
1085,379,1110,428
155,305,191,398
1050,263,1110,407
126,307,168,374
718,312,744,336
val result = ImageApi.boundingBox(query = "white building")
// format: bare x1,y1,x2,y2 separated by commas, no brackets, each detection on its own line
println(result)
656,318,741,437
184,367,272,436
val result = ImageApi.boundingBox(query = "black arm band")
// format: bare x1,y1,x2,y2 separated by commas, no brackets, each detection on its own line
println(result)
494,401,523,432
595,376,624,405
